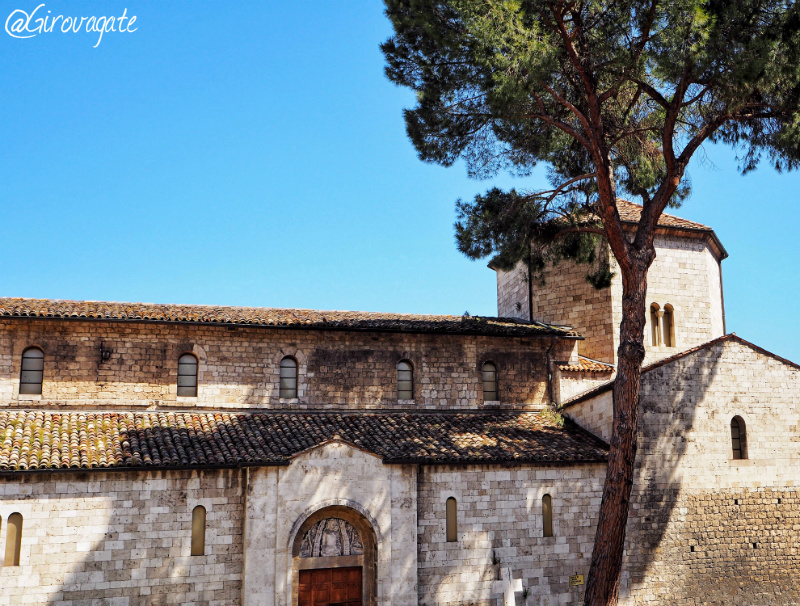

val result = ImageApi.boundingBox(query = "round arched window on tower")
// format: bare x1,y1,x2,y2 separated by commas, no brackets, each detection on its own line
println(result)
649,304,661,347
662,304,675,347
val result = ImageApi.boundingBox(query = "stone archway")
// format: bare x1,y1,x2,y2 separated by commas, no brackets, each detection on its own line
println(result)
291,506,377,606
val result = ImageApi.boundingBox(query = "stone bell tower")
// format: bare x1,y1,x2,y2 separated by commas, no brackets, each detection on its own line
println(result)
494,200,728,366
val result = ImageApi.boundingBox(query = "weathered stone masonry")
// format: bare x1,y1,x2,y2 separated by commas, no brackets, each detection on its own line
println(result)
2,195,798,606
0,320,573,410
417,463,606,606
565,338,800,605
0,469,244,606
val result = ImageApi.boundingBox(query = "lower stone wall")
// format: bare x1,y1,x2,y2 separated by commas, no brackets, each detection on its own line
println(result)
416,463,605,606
616,338,800,605
0,469,244,606
622,486,800,606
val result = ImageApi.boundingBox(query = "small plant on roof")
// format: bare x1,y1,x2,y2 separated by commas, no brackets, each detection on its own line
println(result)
540,406,565,428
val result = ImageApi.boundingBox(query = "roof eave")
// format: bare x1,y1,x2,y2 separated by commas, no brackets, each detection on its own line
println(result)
0,313,580,339
559,333,800,410
621,222,728,260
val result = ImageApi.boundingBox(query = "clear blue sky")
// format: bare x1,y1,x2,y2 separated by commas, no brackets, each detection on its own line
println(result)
2,1,799,361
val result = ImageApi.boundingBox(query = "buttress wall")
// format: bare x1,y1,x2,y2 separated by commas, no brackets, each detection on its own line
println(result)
496,261,530,322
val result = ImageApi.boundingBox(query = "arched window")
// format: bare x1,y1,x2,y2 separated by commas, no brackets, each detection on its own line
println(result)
5,513,22,566
397,360,413,400
177,353,198,397
481,362,497,402
445,497,458,542
191,506,206,556
649,304,661,347
662,304,675,347
19,347,44,395
542,494,553,537
279,356,298,398
731,416,747,460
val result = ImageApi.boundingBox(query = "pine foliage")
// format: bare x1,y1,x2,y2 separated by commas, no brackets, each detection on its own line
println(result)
382,0,800,279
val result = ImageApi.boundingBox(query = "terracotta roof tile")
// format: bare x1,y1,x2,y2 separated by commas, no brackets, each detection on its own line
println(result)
611,200,726,259
0,410,607,471
0,298,578,338
615,199,711,230
557,356,614,373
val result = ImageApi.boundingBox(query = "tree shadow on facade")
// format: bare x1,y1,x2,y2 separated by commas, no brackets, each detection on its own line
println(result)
618,349,724,600
0,467,245,606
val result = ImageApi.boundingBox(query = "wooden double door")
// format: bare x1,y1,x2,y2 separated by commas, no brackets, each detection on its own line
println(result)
299,567,362,606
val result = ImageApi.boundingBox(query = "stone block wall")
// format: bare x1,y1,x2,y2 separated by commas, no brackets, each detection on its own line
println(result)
568,338,800,605
0,319,572,410
243,442,418,606
0,469,244,606
494,230,726,367
496,262,530,321
529,252,616,364
641,233,725,365
416,463,606,606
624,486,800,605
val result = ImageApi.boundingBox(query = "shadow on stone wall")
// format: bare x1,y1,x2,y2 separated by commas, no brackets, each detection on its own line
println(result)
0,468,244,606
618,346,723,601
621,343,800,605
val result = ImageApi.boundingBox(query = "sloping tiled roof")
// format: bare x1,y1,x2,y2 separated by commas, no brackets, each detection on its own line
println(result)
490,199,726,271
615,199,712,230
616,200,727,259
560,334,800,409
0,298,578,338
0,410,608,472
558,356,614,373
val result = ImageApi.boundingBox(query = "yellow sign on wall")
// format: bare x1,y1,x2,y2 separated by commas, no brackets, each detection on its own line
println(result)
569,574,584,586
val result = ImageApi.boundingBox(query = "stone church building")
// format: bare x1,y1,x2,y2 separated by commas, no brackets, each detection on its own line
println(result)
0,202,797,606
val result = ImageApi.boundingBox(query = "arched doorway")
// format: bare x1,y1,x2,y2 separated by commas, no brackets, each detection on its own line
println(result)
291,506,377,606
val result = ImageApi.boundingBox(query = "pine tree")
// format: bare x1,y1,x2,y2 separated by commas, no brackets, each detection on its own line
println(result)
382,2,800,604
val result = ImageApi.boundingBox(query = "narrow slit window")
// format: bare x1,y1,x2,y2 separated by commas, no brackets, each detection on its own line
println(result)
397,360,413,400
445,497,458,542
649,304,661,347
481,362,497,402
662,305,675,347
731,416,747,460
19,347,44,395
5,513,22,566
542,494,553,537
177,354,198,397
279,356,298,399
191,506,206,556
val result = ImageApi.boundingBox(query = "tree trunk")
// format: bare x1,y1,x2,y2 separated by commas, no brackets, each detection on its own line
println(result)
583,251,652,606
